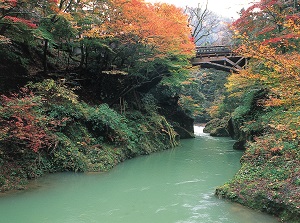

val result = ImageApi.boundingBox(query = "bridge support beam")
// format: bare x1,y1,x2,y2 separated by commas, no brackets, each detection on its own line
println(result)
192,56,247,72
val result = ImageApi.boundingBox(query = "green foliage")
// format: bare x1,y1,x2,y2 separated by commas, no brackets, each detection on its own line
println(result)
0,161,28,191
141,93,159,114
217,105,300,221
52,132,88,172
189,68,239,121
27,79,84,120
87,104,140,154
232,89,266,119
154,58,205,118
0,42,31,73
0,0,196,194
0,79,181,191
125,110,178,152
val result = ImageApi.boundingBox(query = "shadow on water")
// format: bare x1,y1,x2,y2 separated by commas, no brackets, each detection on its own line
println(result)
0,126,279,223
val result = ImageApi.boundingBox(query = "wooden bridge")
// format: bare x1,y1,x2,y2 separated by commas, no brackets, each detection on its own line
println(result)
191,45,247,72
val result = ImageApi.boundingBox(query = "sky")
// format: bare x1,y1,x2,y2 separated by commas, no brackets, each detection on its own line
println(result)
146,0,256,19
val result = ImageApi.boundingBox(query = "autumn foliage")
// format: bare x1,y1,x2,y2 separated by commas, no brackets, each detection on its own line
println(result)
0,0,194,55
229,0,300,108
0,0,197,193
0,0,37,30
227,0,300,151
226,0,300,166
0,0,195,152
233,0,300,44
219,2,300,219
82,0,194,56
0,88,56,153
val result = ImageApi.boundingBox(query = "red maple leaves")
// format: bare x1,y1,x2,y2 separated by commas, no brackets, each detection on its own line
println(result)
4,16,37,28
0,88,56,153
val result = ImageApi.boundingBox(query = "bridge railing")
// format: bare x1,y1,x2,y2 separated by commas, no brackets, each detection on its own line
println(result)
196,45,233,58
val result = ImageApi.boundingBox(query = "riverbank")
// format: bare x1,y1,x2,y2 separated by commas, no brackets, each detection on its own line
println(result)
203,113,300,222
204,114,300,222
215,147,300,223
0,80,183,193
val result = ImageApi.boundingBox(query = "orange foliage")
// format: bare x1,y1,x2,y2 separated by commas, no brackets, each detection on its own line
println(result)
83,0,194,56
229,0,300,108
234,41,300,107
227,1,300,159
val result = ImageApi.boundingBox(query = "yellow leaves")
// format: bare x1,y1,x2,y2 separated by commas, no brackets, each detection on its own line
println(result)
57,11,73,21
207,105,220,118
227,29,300,107
83,26,108,39
290,130,298,140
264,96,283,107
284,18,300,35
268,124,287,131
181,81,192,85
226,70,262,97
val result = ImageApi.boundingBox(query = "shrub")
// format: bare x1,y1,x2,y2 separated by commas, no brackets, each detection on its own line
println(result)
0,87,56,153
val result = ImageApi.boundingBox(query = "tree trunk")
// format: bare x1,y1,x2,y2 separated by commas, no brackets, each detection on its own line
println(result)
79,43,84,69
43,39,48,74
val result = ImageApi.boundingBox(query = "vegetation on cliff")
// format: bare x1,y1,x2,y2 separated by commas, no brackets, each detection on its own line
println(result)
215,0,300,222
0,0,199,192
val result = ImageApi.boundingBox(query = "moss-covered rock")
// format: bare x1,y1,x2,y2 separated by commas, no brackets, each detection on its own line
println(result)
203,117,230,137
227,89,269,149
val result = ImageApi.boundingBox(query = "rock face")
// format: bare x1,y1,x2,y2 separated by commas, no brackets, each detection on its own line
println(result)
203,117,247,150
227,89,268,150
158,96,194,139
227,117,248,150
170,110,194,139
202,90,268,149
203,117,230,137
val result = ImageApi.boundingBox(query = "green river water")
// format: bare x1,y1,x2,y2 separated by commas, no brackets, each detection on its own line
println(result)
0,126,279,223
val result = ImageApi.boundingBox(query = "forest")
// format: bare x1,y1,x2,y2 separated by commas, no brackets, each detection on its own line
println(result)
0,0,300,222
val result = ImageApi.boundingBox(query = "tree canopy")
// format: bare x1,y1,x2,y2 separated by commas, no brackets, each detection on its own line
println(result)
229,0,300,108
0,0,194,57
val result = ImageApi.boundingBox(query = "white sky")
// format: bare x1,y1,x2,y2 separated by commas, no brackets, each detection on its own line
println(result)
146,0,255,19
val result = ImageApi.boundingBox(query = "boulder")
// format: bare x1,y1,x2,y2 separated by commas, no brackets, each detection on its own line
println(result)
203,117,230,137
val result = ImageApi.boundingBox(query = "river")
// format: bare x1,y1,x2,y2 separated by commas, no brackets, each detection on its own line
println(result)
0,126,278,223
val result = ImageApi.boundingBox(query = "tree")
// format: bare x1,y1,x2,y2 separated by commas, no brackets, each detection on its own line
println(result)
227,0,300,142
0,0,195,99
218,2,300,219
83,0,194,56
185,1,220,45
229,0,300,98
233,0,300,48
0,0,37,38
